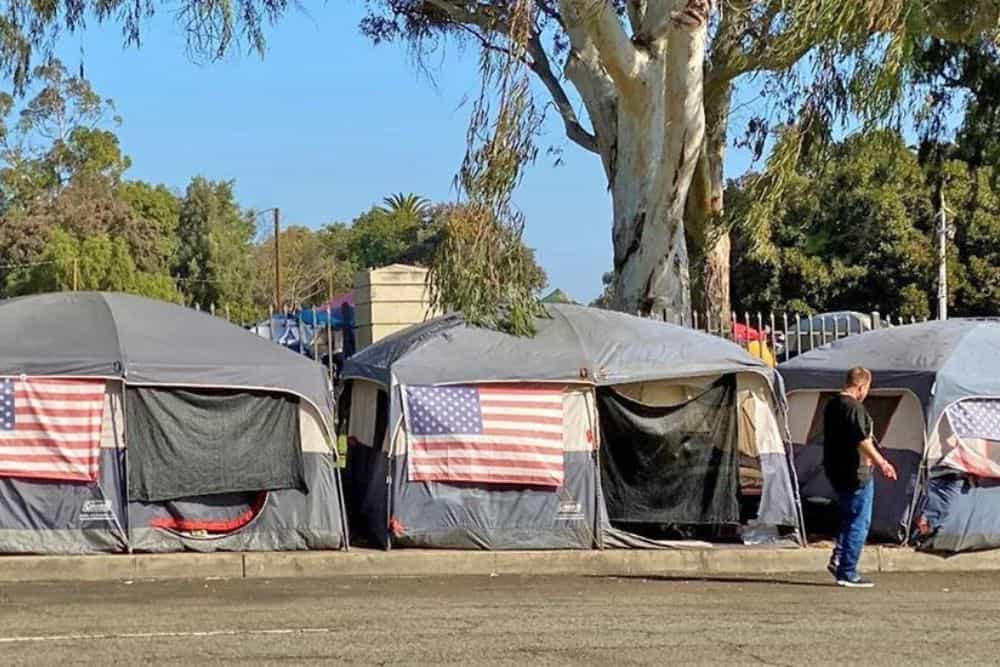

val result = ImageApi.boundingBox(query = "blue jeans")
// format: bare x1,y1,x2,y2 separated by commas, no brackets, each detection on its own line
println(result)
831,479,874,580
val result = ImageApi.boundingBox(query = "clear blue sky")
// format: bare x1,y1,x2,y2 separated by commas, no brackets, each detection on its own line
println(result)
52,2,759,302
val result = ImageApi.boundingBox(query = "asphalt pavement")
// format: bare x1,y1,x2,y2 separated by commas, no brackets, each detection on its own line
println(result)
1,572,998,665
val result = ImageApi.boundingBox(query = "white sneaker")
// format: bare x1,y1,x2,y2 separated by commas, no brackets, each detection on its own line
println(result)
836,575,874,588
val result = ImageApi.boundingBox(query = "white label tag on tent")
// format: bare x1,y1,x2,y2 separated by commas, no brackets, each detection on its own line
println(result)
80,500,115,522
556,500,583,521
79,499,115,523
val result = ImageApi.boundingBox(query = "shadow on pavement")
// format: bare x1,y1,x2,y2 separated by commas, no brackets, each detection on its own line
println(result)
592,574,836,587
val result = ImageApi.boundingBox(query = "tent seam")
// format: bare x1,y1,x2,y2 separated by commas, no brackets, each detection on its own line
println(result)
548,306,593,381
98,292,128,379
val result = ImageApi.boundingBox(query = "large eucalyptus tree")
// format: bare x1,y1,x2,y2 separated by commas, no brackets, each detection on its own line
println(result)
3,1,998,323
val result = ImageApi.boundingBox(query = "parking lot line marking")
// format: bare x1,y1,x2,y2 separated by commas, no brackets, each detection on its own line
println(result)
0,627,336,644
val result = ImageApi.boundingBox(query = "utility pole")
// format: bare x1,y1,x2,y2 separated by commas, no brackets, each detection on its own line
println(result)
273,208,281,312
937,189,948,321
72,257,79,291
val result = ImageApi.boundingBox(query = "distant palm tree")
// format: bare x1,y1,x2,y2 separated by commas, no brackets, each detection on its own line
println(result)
377,193,431,222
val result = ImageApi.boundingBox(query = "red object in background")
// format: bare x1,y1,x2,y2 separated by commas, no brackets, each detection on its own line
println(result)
322,291,354,311
732,323,766,343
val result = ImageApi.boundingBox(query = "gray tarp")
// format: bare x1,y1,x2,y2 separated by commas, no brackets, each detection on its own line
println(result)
126,387,304,502
345,304,777,388
780,318,1000,430
0,292,334,419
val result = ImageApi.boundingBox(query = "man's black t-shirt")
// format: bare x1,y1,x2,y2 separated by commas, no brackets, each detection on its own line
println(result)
823,394,874,492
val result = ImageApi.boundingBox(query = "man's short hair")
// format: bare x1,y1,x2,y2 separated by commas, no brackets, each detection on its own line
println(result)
845,366,872,388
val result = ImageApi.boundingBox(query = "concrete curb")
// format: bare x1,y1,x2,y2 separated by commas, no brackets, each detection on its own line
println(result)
1,547,998,584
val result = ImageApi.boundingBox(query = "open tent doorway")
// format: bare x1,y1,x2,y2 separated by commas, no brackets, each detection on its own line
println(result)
787,389,925,542
598,372,800,547
598,377,741,541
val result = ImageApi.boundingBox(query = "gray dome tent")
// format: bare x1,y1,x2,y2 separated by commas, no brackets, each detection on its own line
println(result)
780,319,1000,552
342,304,803,549
0,292,346,553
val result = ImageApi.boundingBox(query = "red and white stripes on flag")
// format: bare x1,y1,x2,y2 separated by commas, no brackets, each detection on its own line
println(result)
0,377,105,482
943,399,1000,478
403,383,565,487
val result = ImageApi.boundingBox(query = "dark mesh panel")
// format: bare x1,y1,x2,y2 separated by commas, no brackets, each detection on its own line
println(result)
598,376,739,527
127,387,304,502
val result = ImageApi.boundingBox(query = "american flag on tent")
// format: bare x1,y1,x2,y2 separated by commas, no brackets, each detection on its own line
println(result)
945,399,1000,478
0,378,105,482
404,384,565,487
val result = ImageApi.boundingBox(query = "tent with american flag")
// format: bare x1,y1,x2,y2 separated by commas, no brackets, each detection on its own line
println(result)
781,318,1000,553
0,292,347,554
341,304,804,550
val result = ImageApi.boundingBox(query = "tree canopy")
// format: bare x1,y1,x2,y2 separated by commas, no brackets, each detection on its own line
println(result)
728,127,1000,319
0,62,547,318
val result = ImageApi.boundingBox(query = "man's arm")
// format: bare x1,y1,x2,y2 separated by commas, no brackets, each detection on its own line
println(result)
859,437,898,481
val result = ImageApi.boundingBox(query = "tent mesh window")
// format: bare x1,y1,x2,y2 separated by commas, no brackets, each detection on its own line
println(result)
126,387,305,503
597,376,740,535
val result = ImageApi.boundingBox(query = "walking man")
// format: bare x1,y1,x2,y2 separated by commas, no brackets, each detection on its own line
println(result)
824,367,897,588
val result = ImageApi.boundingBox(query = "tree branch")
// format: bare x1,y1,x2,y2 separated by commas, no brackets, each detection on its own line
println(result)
427,0,599,154
558,0,643,90
525,33,599,153
424,0,508,32
627,0,647,36
638,0,713,47
565,44,620,179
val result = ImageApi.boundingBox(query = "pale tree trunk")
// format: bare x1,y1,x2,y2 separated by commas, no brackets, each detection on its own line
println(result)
610,85,693,323
698,83,732,325
554,0,710,323
562,0,708,323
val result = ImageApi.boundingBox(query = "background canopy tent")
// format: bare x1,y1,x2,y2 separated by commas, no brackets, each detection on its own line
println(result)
0,292,347,554
780,319,1000,553
250,302,356,361
341,304,803,550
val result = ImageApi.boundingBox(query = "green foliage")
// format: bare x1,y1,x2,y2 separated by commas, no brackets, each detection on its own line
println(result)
729,128,1000,317
118,180,181,272
174,176,255,310
429,202,547,333
255,224,329,307
0,60,125,201
0,1,998,323
317,221,359,296
0,60,497,319
349,208,422,270
9,227,183,301
377,193,431,221
427,0,545,335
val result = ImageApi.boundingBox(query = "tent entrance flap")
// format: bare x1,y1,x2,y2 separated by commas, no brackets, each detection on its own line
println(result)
126,387,305,502
597,377,740,528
